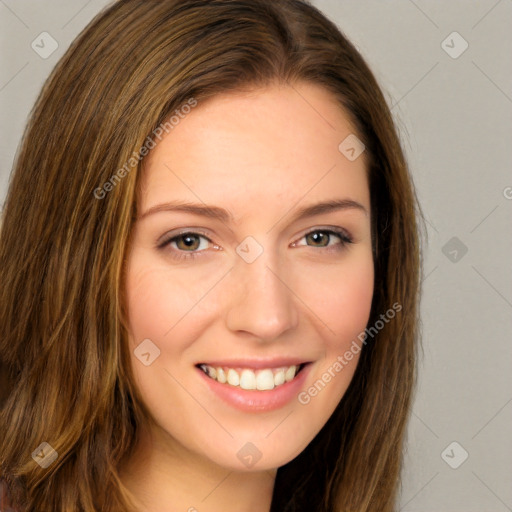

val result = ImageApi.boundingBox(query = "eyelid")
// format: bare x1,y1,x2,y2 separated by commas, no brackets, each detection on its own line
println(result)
157,230,219,262
157,228,214,247
295,225,353,244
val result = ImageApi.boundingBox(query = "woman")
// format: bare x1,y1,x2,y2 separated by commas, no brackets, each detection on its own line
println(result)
0,0,422,510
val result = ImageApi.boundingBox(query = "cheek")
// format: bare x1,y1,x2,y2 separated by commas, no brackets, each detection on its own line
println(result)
289,256,373,440
125,254,209,345
125,265,171,342
298,250,374,347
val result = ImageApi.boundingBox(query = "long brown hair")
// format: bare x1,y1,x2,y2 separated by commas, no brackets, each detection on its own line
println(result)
0,0,422,510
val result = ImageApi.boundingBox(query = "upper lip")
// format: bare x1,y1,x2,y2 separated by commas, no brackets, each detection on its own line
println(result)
196,358,311,370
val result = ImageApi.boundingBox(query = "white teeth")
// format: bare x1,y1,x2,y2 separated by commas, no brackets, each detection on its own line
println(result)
274,369,285,387
216,367,226,384
240,369,257,390
256,369,275,390
200,364,302,389
227,369,240,386
285,365,297,382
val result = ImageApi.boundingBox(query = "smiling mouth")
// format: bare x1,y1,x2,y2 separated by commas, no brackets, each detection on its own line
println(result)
197,363,308,390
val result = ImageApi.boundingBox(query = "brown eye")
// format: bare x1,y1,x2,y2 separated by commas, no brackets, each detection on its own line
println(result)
174,234,202,251
305,231,331,247
158,230,221,262
300,229,352,249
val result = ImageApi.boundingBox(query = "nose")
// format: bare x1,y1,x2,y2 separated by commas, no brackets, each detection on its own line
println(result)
225,253,299,341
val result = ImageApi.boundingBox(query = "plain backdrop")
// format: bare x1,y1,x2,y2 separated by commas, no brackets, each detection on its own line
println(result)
1,1,511,510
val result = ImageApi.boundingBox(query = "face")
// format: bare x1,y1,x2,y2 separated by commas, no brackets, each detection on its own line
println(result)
124,82,374,471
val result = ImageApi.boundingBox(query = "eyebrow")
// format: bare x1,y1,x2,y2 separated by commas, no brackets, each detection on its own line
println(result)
138,198,368,224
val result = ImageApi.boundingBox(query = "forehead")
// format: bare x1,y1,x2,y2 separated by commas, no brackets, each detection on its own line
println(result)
139,82,370,222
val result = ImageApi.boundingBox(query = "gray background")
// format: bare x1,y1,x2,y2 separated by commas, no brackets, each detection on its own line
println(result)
1,1,511,510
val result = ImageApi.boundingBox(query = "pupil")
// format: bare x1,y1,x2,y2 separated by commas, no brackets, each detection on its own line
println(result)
181,235,198,249
309,232,327,246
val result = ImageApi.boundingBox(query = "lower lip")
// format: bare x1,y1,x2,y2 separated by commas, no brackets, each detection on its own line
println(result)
197,364,312,412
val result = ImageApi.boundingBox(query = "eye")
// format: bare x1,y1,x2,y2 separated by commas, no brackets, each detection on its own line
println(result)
158,227,353,262
158,231,219,261
293,228,353,252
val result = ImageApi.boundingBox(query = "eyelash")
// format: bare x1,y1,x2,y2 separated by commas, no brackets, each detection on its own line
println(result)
158,228,353,262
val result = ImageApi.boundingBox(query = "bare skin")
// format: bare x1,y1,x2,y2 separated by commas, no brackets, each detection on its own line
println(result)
120,81,374,511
